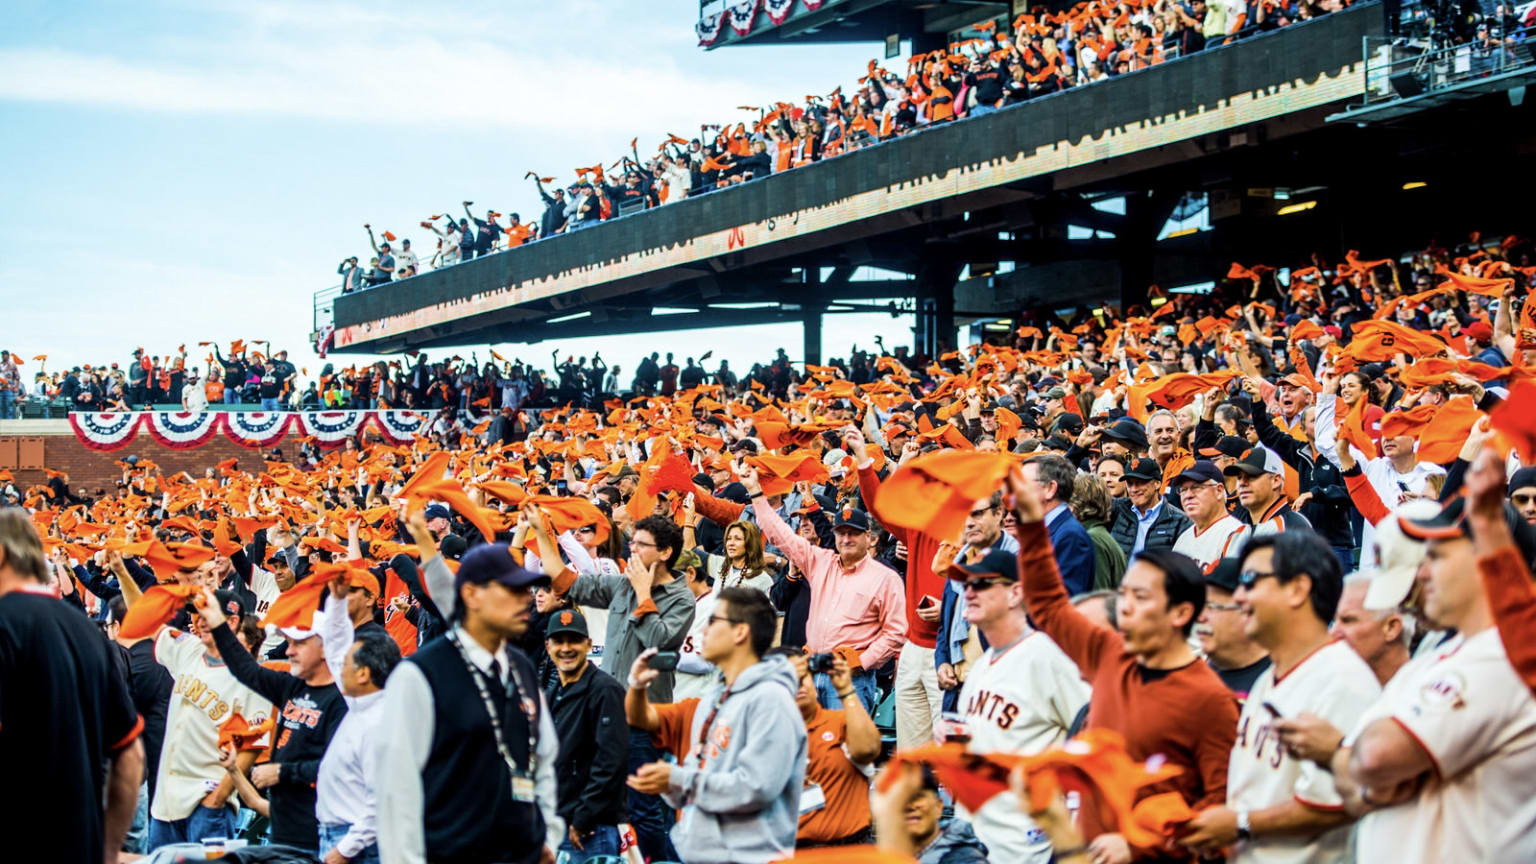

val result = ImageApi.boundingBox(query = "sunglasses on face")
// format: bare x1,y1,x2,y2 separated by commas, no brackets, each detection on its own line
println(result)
1238,569,1278,588
1512,493,1536,507
956,575,1016,591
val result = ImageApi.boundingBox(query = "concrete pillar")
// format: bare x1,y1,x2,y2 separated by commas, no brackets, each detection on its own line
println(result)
802,304,824,366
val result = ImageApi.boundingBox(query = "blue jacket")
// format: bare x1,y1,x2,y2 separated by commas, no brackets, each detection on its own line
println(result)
1046,505,1096,596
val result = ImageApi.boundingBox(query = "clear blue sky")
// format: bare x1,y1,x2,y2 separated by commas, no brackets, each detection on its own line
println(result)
1,0,915,386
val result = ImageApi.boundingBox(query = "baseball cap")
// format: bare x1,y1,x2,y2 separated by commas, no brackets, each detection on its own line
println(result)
1279,373,1310,388
1102,418,1149,451
1123,457,1162,482
823,448,850,479
1044,386,1068,400
1223,446,1285,478
1042,435,1074,452
979,401,998,414
1465,320,1494,341
454,543,550,594
944,547,1018,583
192,589,248,621
833,507,872,532
1362,499,1441,610
1051,413,1085,437
439,533,468,560
674,549,703,574
1206,557,1242,593
1199,436,1249,460
616,464,640,479
279,626,316,641
424,504,452,521
1172,460,1224,488
545,607,589,639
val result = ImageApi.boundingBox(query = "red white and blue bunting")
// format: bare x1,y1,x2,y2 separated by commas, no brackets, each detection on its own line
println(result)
143,411,223,449
68,412,145,452
727,0,761,36
222,412,296,449
696,11,726,45
67,410,489,451
764,0,795,25
294,411,369,446
372,409,430,444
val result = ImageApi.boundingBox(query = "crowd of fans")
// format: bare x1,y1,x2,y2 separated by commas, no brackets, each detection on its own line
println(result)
335,0,1350,289
6,228,1536,864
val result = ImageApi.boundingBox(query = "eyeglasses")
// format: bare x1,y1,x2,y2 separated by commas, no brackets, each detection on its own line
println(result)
630,539,656,549
1206,601,1242,612
968,506,997,519
708,614,742,626
577,525,598,534
1238,569,1278,588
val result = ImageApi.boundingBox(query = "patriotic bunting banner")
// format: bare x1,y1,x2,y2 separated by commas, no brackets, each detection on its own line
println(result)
223,412,296,449
294,411,369,445
68,413,145,452
802,0,824,9
372,409,430,443
143,411,223,449
65,410,496,451
696,11,726,45
727,0,761,36
764,0,795,24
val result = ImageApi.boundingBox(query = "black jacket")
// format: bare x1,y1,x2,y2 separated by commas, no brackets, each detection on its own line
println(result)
1250,401,1353,548
1108,497,1192,559
211,624,347,848
549,661,629,833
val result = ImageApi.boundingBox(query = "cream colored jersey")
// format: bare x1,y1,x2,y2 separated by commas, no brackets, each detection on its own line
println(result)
1351,629,1536,863
673,589,719,701
248,565,284,656
956,630,1090,864
150,628,273,821
1172,514,1247,569
1227,641,1379,864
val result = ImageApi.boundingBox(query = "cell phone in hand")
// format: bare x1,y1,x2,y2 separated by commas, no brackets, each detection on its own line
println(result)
648,651,679,672
919,594,939,609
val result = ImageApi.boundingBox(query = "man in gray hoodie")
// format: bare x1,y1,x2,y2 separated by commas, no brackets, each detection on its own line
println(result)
626,587,807,864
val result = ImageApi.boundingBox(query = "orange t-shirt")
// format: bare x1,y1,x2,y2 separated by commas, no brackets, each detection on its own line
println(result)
505,223,534,247
798,708,874,843
205,380,224,402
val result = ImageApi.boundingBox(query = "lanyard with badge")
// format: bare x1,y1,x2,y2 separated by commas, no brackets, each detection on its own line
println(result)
446,628,540,803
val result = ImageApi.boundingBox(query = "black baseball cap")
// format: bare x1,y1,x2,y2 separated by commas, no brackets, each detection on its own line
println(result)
454,543,550,594
1124,457,1162,482
1172,460,1224,488
545,607,589,639
944,547,1017,583
834,507,872,532
440,534,468,560
187,589,247,621
1200,436,1248,460
1102,418,1149,451
1206,557,1242,593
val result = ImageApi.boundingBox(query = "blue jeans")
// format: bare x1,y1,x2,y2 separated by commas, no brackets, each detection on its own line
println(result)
124,782,149,854
147,803,239,850
970,104,998,117
224,389,240,405
0,390,14,419
814,669,877,713
627,727,679,862
559,824,621,863
319,822,380,864
260,397,280,412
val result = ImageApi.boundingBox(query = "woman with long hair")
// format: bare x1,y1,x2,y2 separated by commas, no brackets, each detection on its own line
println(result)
708,520,773,595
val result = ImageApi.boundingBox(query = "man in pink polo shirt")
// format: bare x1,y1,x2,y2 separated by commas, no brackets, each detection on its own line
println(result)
741,465,906,712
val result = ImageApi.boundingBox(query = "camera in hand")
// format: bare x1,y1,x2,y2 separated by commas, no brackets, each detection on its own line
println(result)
648,651,679,672
806,652,836,674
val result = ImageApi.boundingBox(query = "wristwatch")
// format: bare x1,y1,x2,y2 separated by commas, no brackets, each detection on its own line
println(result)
1236,809,1253,842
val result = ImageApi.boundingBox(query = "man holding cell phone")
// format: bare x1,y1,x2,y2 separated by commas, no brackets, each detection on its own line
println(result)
1181,531,1379,862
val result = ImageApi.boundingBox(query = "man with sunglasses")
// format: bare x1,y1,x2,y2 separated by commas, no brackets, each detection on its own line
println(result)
1181,532,1377,862
1005,467,1236,864
935,492,1018,713
624,588,807,864
943,547,1088,863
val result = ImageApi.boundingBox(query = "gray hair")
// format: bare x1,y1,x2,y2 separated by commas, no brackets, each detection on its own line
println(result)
1343,571,1416,645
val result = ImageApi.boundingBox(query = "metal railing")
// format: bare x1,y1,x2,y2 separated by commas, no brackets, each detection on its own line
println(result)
1361,24,1536,106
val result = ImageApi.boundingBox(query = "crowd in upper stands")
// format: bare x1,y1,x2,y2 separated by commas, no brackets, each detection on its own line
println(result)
335,0,1350,289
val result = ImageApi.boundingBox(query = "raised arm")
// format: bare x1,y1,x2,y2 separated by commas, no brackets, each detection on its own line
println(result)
744,468,820,577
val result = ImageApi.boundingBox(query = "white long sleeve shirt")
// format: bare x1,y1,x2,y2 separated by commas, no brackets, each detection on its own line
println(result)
313,601,384,858
375,625,564,864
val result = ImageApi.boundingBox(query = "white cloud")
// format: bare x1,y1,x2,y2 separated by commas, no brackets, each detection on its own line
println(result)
0,1,801,136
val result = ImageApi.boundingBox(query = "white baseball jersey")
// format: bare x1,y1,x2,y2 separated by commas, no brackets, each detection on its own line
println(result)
956,630,1090,864
1227,641,1379,864
673,589,719,701
151,628,273,821
1173,514,1246,569
248,565,284,656
1350,629,1536,863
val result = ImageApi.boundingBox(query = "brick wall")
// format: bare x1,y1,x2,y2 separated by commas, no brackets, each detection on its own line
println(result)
8,434,272,496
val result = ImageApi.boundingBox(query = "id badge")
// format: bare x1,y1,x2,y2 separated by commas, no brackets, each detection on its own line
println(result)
512,773,536,803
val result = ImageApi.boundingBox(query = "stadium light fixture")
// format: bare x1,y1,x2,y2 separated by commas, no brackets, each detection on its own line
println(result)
652,307,698,316
1401,181,1427,190
546,311,592,324
1276,201,1317,216
711,301,778,310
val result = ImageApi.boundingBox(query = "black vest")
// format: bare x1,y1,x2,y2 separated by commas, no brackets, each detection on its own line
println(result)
412,636,544,864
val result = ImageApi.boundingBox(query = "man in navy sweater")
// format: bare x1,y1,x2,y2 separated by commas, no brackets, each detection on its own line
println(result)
1021,454,1095,595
